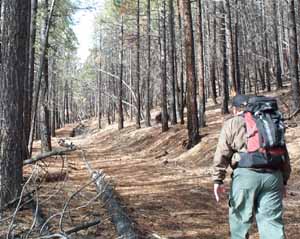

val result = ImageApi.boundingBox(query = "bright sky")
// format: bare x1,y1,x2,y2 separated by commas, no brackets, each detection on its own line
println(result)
72,0,105,62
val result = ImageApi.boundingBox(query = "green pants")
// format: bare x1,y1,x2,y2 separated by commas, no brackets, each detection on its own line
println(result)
229,168,285,239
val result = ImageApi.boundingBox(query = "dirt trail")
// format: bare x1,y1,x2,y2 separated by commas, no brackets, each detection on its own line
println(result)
7,94,299,238
57,105,300,239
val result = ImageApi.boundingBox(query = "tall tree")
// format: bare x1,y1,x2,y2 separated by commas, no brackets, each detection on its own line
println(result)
28,0,56,156
180,0,200,148
177,0,185,124
161,0,169,132
196,0,206,128
118,15,124,130
290,0,300,111
168,0,177,125
0,0,31,206
210,1,218,105
135,0,141,129
273,0,283,89
145,0,151,127
40,0,52,152
220,0,229,114
24,0,38,152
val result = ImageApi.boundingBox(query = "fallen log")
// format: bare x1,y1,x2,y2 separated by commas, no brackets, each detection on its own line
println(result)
81,150,138,239
24,147,76,166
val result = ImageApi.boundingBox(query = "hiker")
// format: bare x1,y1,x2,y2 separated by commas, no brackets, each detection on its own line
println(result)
213,95,291,239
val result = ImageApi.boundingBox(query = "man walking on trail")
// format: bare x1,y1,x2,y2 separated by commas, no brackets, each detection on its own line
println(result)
212,95,291,239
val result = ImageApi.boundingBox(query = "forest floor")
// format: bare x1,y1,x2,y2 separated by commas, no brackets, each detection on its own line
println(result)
1,89,300,239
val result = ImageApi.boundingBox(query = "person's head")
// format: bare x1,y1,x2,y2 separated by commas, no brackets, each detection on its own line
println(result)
231,95,249,115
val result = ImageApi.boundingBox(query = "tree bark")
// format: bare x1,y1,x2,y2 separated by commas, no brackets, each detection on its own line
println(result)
290,0,300,111
177,0,185,124
169,0,177,125
234,0,241,94
28,0,56,156
0,0,31,207
196,0,206,128
135,0,141,129
180,0,200,148
274,0,283,89
161,0,169,132
145,0,151,127
118,16,124,130
210,1,218,105
40,0,52,152
220,1,229,115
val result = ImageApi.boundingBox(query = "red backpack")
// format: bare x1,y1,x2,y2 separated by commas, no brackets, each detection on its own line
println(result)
239,96,287,169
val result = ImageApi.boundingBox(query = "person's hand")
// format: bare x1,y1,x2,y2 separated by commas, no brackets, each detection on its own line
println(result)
214,183,226,202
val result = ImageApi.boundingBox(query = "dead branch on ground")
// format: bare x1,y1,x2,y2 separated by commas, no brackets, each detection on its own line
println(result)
24,147,76,166
80,150,138,239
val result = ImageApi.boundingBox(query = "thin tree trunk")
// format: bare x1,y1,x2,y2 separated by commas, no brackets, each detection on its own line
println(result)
290,0,300,111
180,0,200,148
196,0,206,128
234,0,241,94
161,0,169,132
169,0,177,125
274,0,283,89
28,0,56,156
226,0,237,94
136,0,141,129
118,16,124,130
40,0,52,152
221,1,229,114
210,1,218,105
177,0,185,124
145,0,151,127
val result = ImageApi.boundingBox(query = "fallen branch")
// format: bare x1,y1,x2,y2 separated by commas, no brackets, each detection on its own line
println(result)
80,150,138,239
24,148,76,166
65,219,101,234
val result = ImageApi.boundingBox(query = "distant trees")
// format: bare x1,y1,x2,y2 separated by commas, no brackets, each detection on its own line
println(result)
82,0,300,148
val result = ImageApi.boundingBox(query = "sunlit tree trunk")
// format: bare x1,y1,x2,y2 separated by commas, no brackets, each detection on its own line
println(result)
180,0,200,148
